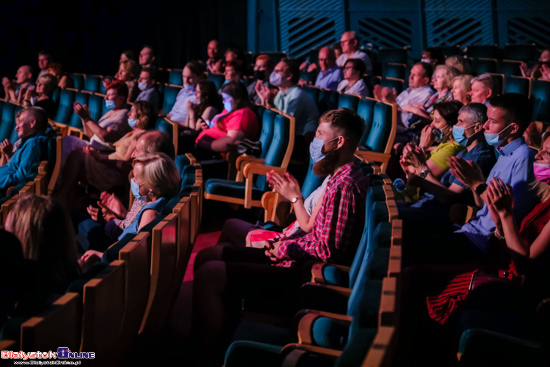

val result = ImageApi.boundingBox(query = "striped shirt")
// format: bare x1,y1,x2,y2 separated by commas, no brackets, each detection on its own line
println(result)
275,161,369,266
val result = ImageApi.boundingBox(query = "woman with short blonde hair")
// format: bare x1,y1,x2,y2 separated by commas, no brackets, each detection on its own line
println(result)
451,74,473,105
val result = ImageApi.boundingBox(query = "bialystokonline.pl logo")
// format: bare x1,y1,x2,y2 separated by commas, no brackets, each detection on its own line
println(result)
2,347,94,365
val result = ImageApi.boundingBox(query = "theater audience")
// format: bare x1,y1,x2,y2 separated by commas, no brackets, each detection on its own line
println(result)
64,81,130,157
336,31,372,75
76,131,176,251
206,40,223,73
247,54,275,104
405,94,537,266
78,152,180,270
192,81,258,159
21,73,59,119
119,49,135,64
445,55,470,74
256,57,319,136
115,59,140,103
451,74,473,105
223,60,244,86
314,46,343,91
408,65,456,127
46,62,73,89
184,80,222,132
402,101,464,180
36,51,52,79
192,108,369,366
337,58,370,97
374,62,434,141
167,61,204,124
0,107,50,198
2,65,34,103
469,73,494,106
139,45,156,69
520,47,550,80
135,67,161,110
57,101,157,204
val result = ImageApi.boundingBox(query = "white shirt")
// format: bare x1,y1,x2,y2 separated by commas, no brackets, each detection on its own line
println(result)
336,50,373,74
337,79,370,97
395,85,434,133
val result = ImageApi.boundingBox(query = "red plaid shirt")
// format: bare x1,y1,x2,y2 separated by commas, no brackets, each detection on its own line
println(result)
275,161,369,266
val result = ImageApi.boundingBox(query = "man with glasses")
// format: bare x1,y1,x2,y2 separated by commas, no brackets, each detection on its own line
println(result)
314,46,343,91
336,31,372,75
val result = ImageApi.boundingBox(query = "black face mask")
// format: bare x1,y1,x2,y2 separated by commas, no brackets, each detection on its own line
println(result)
254,69,266,81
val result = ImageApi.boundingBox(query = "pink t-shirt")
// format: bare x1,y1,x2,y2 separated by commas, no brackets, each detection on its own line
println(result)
196,107,258,143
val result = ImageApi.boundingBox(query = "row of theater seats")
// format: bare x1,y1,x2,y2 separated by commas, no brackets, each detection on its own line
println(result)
219,159,401,366
0,154,203,366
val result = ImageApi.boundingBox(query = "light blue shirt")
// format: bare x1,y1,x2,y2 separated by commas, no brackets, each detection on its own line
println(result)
136,87,161,110
168,86,196,123
315,66,343,91
456,137,537,254
274,85,319,136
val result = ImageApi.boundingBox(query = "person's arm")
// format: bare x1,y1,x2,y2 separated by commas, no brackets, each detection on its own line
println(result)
138,209,158,231
210,129,245,152
255,82,275,108
270,182,360,262
0,139,14,162
448,156,486,208
0,137,44,190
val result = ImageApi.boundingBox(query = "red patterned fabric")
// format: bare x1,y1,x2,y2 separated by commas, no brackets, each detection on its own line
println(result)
426,198,550,325
275,162,369,267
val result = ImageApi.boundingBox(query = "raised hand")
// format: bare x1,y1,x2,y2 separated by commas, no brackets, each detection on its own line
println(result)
448,156,484,189
267,170,302,202
486,178,513,216
99,191,127,219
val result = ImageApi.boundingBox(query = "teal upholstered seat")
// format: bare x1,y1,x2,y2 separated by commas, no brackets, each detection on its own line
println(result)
207,73,225,90
69,91,89,129
471,58,497,75
382,63,406,79
377,48,408,64
317,89,339,114
160,85,181,114
53,89,75,125
337,93,360,111
503,75,531,97
84,75,102,93
531,79,550,123
357,97,376,148
69,74,84,90
168,69,183,86
87,93,105,122
0,101,15,142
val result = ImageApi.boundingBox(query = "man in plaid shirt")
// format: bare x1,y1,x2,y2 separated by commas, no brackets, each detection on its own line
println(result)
266,109,369,266
193,108,369,366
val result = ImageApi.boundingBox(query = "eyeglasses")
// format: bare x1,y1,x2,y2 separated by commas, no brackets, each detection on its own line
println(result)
340,39,352,44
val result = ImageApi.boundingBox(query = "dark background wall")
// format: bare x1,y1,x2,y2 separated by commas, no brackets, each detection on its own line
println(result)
1,0,549,78
0,0,248,77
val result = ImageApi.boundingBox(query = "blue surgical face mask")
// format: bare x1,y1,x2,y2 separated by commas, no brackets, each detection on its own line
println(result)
309,136,340,163
452,124,476,146
138,82,148,91
130,178,142,200
105,100,115,111
222,92,233,113
269,71,282,87
484,124,512,148
128,118,138,128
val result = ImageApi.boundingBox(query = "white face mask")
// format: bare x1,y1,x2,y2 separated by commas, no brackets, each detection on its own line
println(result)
269,71,282,87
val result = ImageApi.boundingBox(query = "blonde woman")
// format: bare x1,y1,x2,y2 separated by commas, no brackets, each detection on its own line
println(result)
21,73,58,119
79,152,181,270
5,194,80,314
451,74,473,105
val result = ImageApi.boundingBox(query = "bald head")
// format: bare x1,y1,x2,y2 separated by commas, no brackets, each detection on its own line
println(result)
16,65,33,84
318,46,336,71
132,131,175,159
207,40,219,59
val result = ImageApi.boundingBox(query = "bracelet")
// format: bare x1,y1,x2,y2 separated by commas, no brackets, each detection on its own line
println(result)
494,230,505,240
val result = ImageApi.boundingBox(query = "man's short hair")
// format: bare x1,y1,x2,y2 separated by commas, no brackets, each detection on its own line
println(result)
141,67,157,81
142,45,155,56
320,108,365,152
459,103,487,125
488,93,533,135
22,107,48,131
280,58,300,85
141,131,175,159
415,62,433,81
471,73,494,91
185,60,206,76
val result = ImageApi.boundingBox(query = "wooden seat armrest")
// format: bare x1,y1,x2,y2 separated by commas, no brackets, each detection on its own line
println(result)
281,343,342,359
297,312,352,345
311,263,350,283
242,163,285,179
236,155,265,171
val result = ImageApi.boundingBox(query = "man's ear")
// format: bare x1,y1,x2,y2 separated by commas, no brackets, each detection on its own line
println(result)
509,122,520,136
486,88,493,99
29,118,38,129
473,123,484,134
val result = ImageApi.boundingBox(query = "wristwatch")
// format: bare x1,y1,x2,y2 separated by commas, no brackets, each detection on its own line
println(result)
290,196,303,204
475,183,488,196
419,168,431,179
